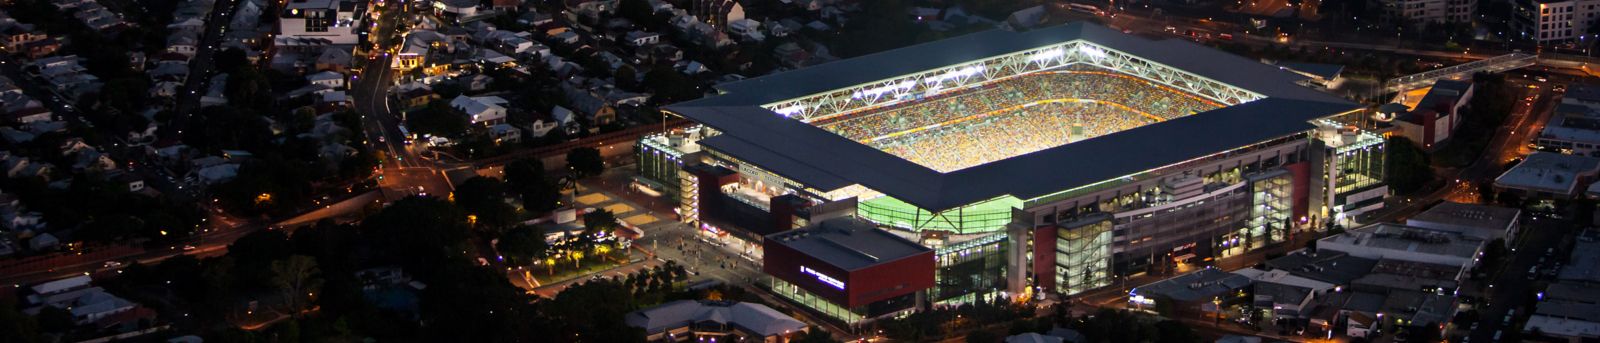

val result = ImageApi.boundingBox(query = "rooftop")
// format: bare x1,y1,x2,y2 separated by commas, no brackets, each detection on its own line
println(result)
1415,79,1472,113
1133,268,1252,302
623,300,808,337
666,22,1360,212
764,217,933,271
1277,62,1344,80
1559,239,1600,284
1525,315,1600,339
1539,125,1600,143
1319,223,1484,263
1495,151,1600,196
1567,84,1600,103
1405,201,1520,240
1264,251,1379,285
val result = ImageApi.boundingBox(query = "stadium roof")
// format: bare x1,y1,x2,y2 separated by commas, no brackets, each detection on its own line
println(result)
765,217,932,271
666,22,1362,212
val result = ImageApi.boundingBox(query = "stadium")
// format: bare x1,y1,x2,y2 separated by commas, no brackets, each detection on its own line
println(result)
636,22,1387,323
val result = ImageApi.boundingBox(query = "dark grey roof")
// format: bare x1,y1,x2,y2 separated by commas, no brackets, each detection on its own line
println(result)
1278,62,1345,80
1266,251,1379,285
668,22,1361,212
765,217,932,271
1416,79,1472,113
1134,268,1252,302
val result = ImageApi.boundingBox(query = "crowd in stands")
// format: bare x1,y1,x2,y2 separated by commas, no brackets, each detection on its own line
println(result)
815,68,1221,172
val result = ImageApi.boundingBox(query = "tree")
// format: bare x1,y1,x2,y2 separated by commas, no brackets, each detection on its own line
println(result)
454,177,518,229
618,0,656,24
499,225,548,265
0,300,43,343
407,100,470,138
583,209,619,236
643,66,701,103
272,255,325,316
226,67,275,110
215,48,251,75
34,306,74,333
360,197,473,268
566,147,605,178
792,327,843,343
614,64,639,90
505,159,561,212
1385,136,1433,194
965,330,1001,343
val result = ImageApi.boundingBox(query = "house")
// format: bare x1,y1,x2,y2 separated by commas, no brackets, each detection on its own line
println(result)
727,19,763,42
113,172,144,193
449,95,509,126
24,275,139,325
22,37,59,59
490,123,521,143
27,232,57,250
433,0,481,21
397,86,439,109
166,34,199,58
624,30,660,47
523,114,560,139
315,47,353,73
624,300,807,342
464,73,493,92
1,24,44,53
551,105,581,135
194,163,241,184
307,70,346,89
552,31,581,45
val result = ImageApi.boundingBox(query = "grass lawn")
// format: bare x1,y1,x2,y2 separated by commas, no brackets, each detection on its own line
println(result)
529,252,633,285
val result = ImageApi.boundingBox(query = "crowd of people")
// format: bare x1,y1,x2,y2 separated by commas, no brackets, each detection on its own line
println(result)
815,68,1223,172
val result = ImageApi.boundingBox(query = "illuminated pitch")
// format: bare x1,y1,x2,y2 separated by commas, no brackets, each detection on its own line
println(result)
811,68,1223,172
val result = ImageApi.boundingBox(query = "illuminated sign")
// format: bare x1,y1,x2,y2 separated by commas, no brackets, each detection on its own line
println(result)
1130,295,1155,306
800,266,844,290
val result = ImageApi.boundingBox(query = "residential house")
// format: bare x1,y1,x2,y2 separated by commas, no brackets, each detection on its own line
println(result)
450,95,509,126
307,70,346,89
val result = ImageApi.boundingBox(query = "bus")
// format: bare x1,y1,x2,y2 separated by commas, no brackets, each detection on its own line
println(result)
397,125,413,144
1067,3,1104,15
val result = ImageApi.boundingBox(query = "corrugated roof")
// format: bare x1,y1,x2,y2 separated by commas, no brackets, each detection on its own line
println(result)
766,217,932,271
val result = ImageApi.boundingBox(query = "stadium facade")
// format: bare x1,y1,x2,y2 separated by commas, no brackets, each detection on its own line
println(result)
635,22,1387,324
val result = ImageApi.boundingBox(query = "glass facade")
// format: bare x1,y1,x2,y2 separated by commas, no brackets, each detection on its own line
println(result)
859,196,1020,234
1330,134,1386,196
932,233,1009,303
1248,170,1294,248
767,277,865,323
1056,216,1112,295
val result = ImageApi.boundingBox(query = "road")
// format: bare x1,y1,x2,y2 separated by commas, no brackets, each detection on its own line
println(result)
1358,79,1554,224
351,46,454,199
1465,215,1571,342
172,0,237,121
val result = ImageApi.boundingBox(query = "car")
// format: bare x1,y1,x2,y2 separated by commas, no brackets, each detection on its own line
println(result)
102,261,123,269
182,244,197,251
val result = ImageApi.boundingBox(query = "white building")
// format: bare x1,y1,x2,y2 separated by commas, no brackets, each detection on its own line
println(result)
1515,0,1600,43
450,95,509,126
278,0,364,45
1316,223,1487,275
1379,0,1474,24
306,70,345,89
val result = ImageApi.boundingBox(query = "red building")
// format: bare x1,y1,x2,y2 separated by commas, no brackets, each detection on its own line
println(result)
762,217,935,323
